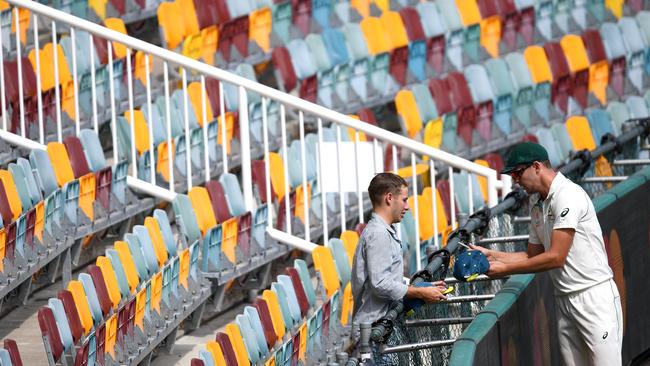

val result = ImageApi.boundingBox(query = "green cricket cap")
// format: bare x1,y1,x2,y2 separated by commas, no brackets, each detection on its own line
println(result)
502,142,549,174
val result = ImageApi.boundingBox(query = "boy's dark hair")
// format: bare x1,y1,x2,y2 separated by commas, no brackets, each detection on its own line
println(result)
368,173,408,207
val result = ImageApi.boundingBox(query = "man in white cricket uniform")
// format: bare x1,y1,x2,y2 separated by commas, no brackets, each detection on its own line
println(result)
471,142,623,366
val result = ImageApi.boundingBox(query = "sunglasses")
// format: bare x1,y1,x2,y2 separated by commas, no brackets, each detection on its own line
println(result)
510,163,534,179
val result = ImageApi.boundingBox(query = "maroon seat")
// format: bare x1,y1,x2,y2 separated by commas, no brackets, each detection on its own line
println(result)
446,73,476,146
191,359,206,366
496,0,519,50
87,264,112,316
58,290,84,344
436,179,453,222
483,152,504,178
205,78,223,116
215,0,232,24
95,167,112,211
116,302,129,348
389,45,409,86
399,7,425,41
38,307,64,363
518,5,535,45
3,57,37,104
215,332,239,366
627,0,644,11
73,341,89,366
95,321,106,366
286,267,309,317
298,74,318,103
357,108,377,141
5,221,16,261
272,47,298,92
205,180,232,222
254,298,278,349
251,160,271,204
4,339,24,366
355,222,366,236
25,207,35,248
218,15,250,62
428,78,453,116
582,29,607,64
93,35,109,65
63,136,92,178
108,0,125,15
276,191,296,232
195,0,217,30
543,42,572,113
322,299,331,338
292,0,312,36
521,133,539,143
237,212,252,257
426,35,446,75
291,332,301,365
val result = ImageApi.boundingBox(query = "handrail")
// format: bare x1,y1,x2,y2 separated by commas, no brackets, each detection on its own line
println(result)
5,0,501,205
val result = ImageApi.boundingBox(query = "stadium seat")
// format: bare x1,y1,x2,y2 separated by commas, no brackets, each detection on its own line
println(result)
581,29,609,106
38,306,64,364
566,115,597,151
523,46,553,122
618,17,646,93
560,35,590,110
600,22,627,98
464,64,497,140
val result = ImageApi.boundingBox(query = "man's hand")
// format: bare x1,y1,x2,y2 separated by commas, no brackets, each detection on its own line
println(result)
469,244,495,261
414,285,447,303
487,260,509,278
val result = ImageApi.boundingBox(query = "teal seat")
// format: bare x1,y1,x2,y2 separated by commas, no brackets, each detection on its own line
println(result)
553,0,572,34
48,298,74,351
63,181,80,225
535,128,563,167
79,273,103,325
142,102,167,146
636,12,650,76
125,233,151,280
173,194,202,246
600,22,627,61
277,275,302,325
416,2,446,40
155,95,183,138
272,282,296,329
619,17,647,93
202,225,223,271
436,0,465,70
0,348,11,366
294,259,317,307
9,163,34,210
343,23,371,103
306,33,337,109
412,83,439,123
551,123,573,161
112,160,128,205
586,109,614,145
504,52,534,127
226,0,256,18
29,149,59,197
626,95,649,119
244,306,269,358
17,157,42,205
134,225,160,273
322,28,353,106
219,173,247,217
328,238,351,287
154,209,177,257
452,172,470,215
606,101,630,136
464,64,498,140
272,1,292,44
79,129,107,172
252,205,268,248
199,350,215,366
172,89,200,129
106,249,131,298
236,313,262,364
485,58,515,135
535,0,554,40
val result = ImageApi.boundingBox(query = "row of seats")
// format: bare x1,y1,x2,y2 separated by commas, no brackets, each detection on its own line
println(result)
190,231,361,366
38,209,209,366
395,16,650,153
0,339,22,366
0,128,139,294
2,17,151,144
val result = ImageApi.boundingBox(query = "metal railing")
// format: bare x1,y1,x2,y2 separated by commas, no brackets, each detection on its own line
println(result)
0,0,509,273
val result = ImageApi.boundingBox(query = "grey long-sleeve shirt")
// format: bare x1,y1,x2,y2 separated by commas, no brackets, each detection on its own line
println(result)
351,213,409,325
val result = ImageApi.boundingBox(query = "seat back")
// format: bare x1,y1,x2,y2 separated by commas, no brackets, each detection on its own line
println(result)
0,170,23,221
38,306,64,363
63,136,92,178
57,289,84,345
261,290,288,337
205,180,232,222
224,324,251,366
67,280,94,335
125,233,150,280
312,246,341,298
244,306,269,356
253,298,279,349
3,339,23,366
106,249,131,298
144,216,170,267
173,194,202,245
79,273,104,325
220,173,247,217
285,267,309,316
95,256,122,310
328,238,351,287
8,163,34,211
47,142,76,188
565,116,596,151
48,298,74,352
215,332,239,366
235,313,262,364
153,209,177,257
86,264,112,316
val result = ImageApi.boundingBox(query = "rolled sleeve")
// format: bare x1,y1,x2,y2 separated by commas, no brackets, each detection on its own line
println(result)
365,231,408,301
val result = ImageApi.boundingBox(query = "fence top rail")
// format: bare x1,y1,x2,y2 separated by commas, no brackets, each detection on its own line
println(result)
6,0,496,180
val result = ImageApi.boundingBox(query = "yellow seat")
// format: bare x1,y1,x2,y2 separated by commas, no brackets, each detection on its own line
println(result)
379,11,409,49
480,15,501,58
225,324,251,366
408,194,433,241
145,217,169,267
206,341,227,366
340,283,354,326
351,0,371,18
396,164,429,179
605,0,623,19
589,58,609,105
188,186,218,237
156,141,174,183
150,272,163,315
524,46,553,84
182,33,203,61
294,183,311,224
565,116,596,151
423,187,448,235
89,0,108,20
346,115,369,141
201,26,219,65
67,280,94,335
11,8,29,45
268,152,286,201
455,0,481,26
374,0,389,12
312,246,341,298
47,142,75,188
221,218,238,264
395,90,423,139
34,201,44,243
473,160,489,202
298,322,307,361
216,112,235,153
178,247,190,290
265,356,275,366
423,118,443,150
123,110,151,156
595,156,614,189
249,7,272,53
28,46,54,92
96,256,122,309
360,17,392,55
104,18,128,59
105,313,118,358
188,82,214,127
340,231,359,266
133,51,152,87
179,0,200,39
0,170,22,220
114,240,141,294
157,1,185,49
134,287,146,331
78,173,96,221
262,290,287,338
560,35,589,74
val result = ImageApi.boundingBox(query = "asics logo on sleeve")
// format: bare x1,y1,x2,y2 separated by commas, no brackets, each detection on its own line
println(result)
561,208,569,217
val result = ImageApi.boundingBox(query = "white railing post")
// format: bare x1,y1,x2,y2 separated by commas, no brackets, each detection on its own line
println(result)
238,86,254,212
